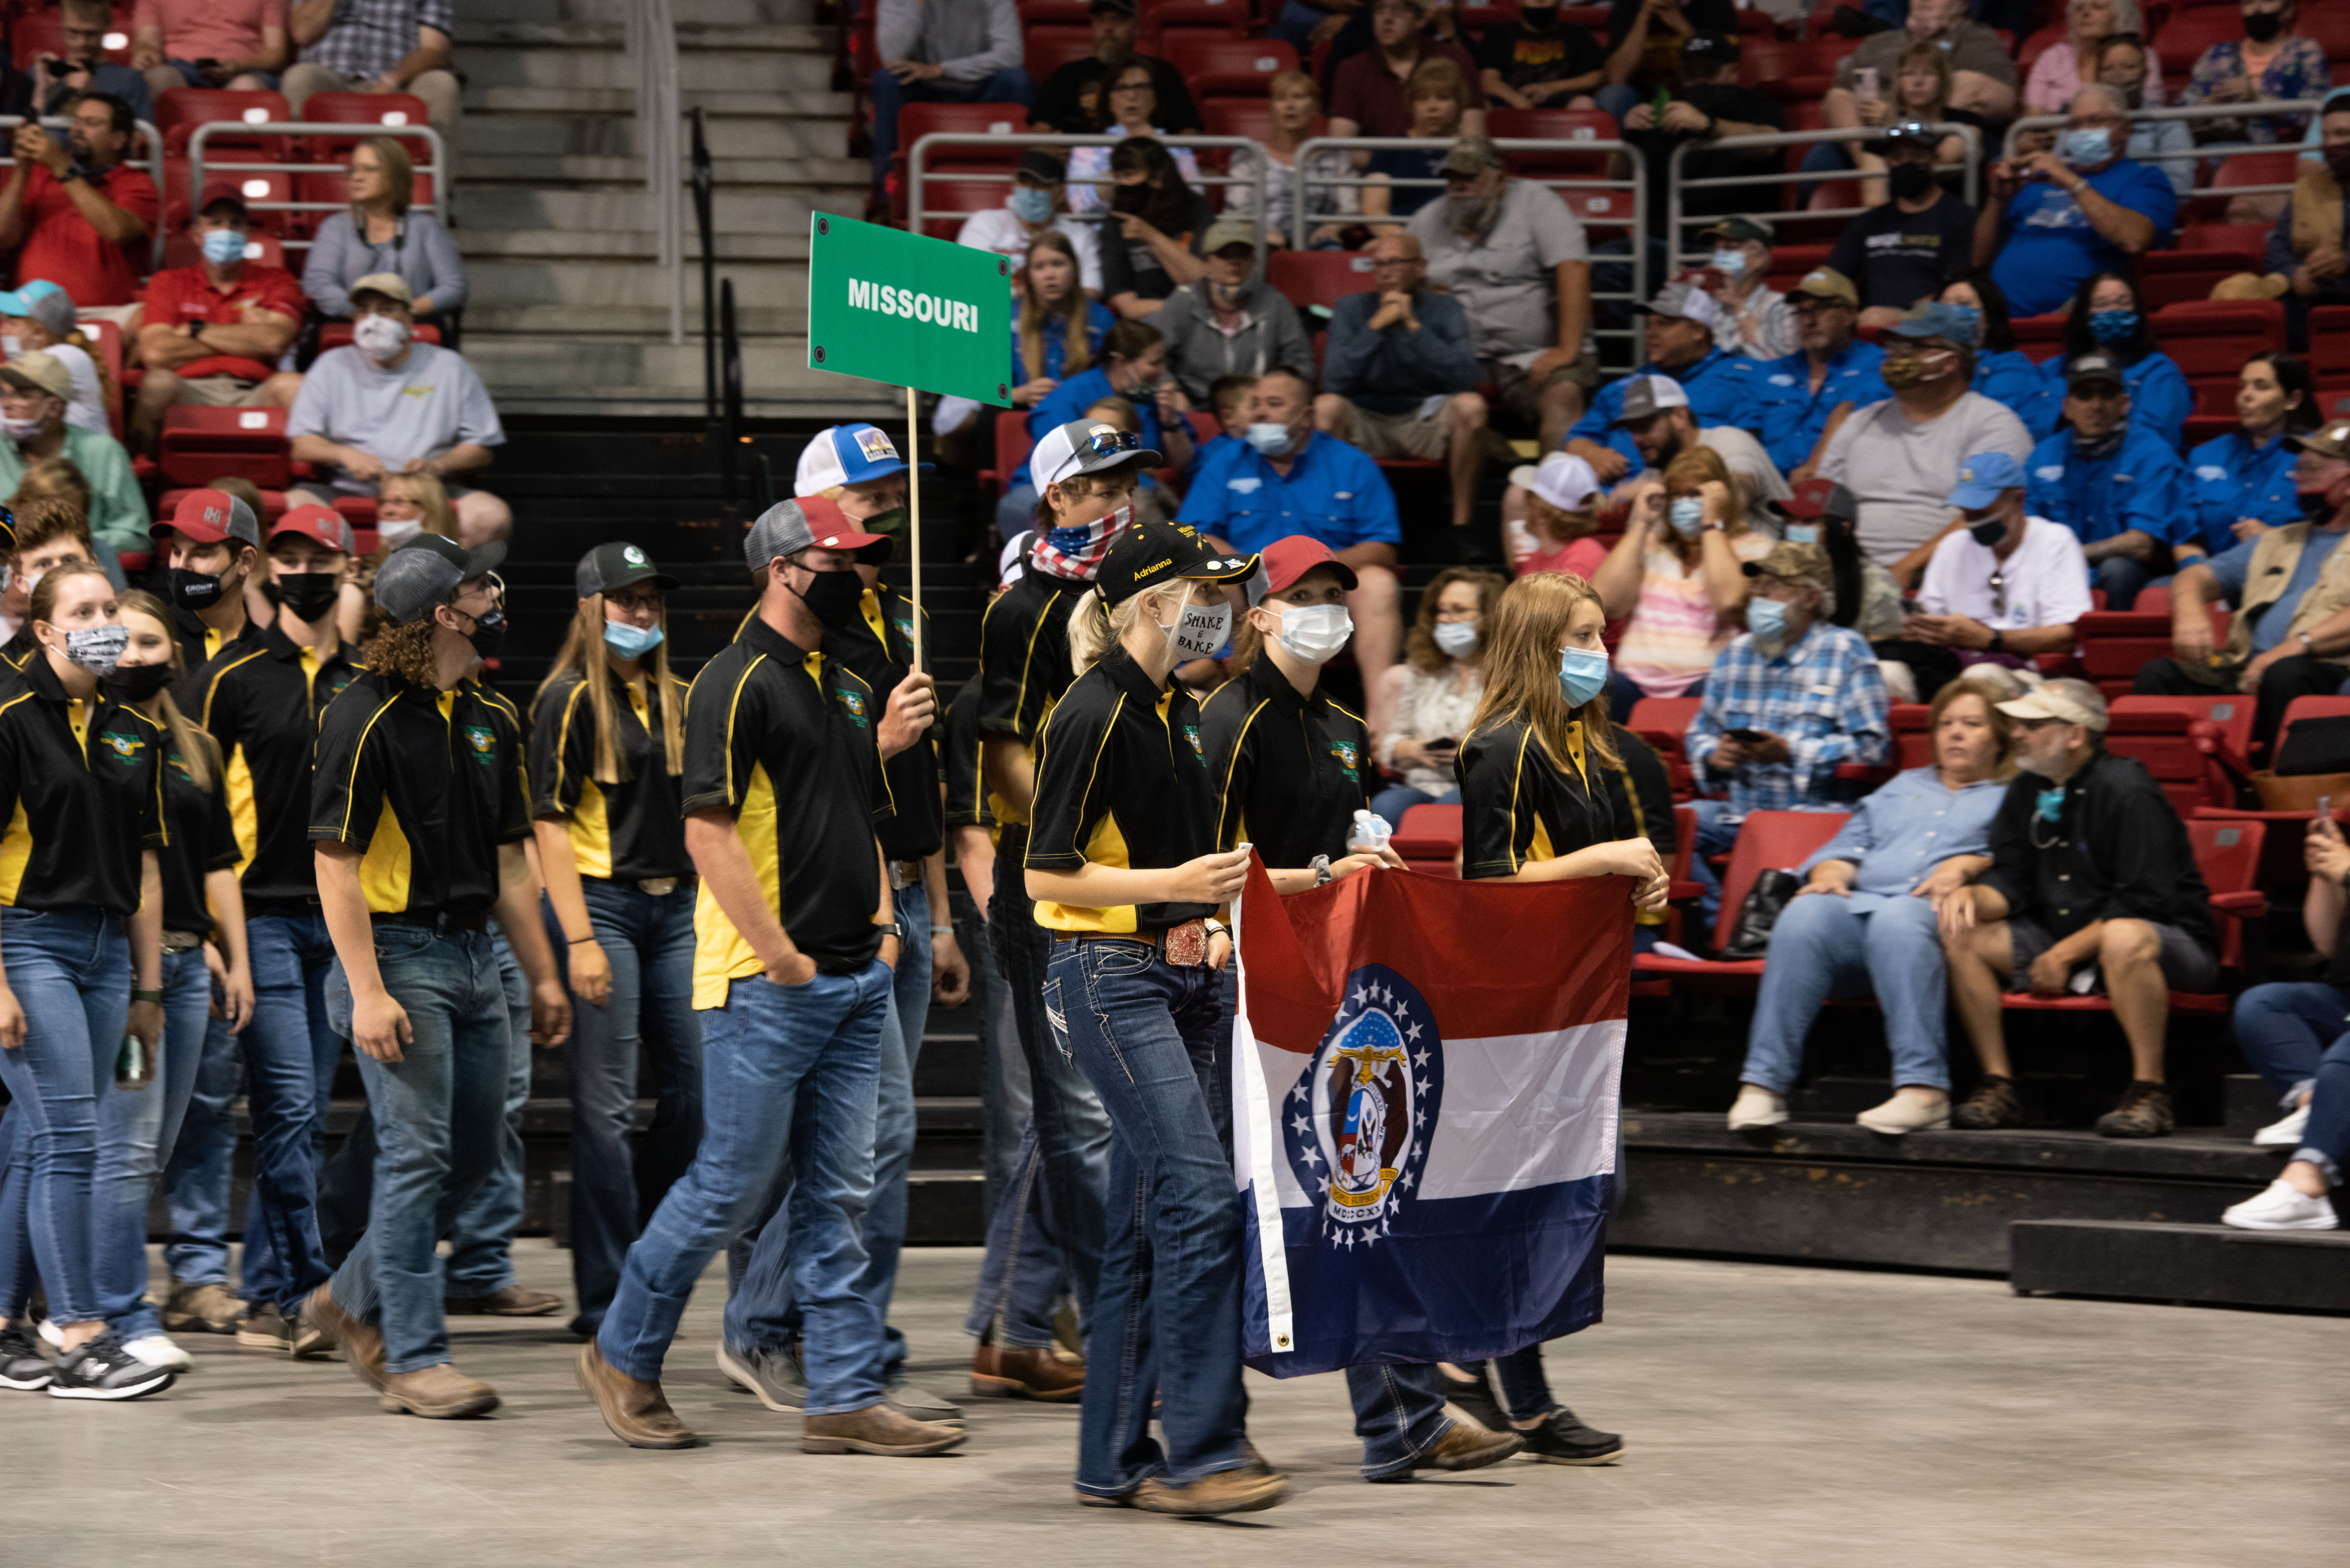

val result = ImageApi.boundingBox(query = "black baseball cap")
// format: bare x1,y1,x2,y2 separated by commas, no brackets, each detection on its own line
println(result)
576,541,679,601
1016,149,1067,184
2064,350,2127,393
374,535,507,625
1095,518,1259,607
1681,31,1738,66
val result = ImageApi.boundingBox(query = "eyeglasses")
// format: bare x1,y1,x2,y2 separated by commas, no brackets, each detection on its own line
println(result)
1987,567,2006,620
1110,79,1151,95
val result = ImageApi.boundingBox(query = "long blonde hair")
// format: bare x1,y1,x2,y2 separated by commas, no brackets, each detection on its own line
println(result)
532,594,686,784
1017,230,1093,389
117,588,215,791
1467,572,1620,775
1065,579,1189,675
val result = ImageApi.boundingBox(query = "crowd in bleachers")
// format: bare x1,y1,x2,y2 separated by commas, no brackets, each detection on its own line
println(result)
876,0,2350,1183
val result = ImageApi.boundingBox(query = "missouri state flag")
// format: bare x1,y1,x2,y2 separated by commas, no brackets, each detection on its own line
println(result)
1230,856,1628,1378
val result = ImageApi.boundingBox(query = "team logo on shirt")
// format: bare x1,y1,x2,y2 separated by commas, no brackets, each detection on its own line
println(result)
98,730,145,765
462,725,497,764
1183,722,1204,763
1330,740,1359,781
838,688,870,728
1283,963,1444,1245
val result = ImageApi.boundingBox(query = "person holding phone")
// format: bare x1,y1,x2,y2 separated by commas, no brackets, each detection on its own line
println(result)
1372,567,1503,825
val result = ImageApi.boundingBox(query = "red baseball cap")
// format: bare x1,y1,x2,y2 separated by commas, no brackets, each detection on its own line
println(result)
749,491,891,567
195,181,250,220
151,487,261,549
1247,535,1357,605
271,503,356,556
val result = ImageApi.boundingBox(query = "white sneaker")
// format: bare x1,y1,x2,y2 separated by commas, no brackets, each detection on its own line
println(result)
1856,1091,1951,1135
120,1332,194,1372
35,1318,61,1350
2221,1179,2339,1231
2253,1102,2310,1148
1726,1085,1788,1130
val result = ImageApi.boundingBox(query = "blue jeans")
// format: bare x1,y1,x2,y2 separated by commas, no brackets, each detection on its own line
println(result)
2232,980,2347,1105
558,878,702,1336
2095,554,2163,612
325,924,512,1374
599,963,892,1413
990,834,1109,1316
1047,937,1248,1497
2292,1029,2350,1185
1347,1362,1453,1478
870,66,1035,191
231,909,342,1311
959,904,1027,1215
0,907,129,1324
158,1009,239,1286
443,928,533,1298
963,1120,1067,1348
1686,798,1743,927
91,946,213,1337
724,883,932,1376
1368,783,1458,828
1740,893,1953,1094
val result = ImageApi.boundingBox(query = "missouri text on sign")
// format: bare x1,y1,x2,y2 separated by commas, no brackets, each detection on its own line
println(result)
806,212,1014,407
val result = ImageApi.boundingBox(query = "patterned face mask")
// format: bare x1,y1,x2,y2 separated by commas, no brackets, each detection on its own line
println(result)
1031,502,1132,582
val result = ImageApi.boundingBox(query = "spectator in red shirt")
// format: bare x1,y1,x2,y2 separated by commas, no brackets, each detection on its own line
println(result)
0,92,160,314
130,183,305,453
1328,0,1484,143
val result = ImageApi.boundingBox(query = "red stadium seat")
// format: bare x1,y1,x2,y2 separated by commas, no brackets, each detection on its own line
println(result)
158,405,291,490
2103,707,2228,818
1267,248,1377,313
2153,298,2284,374
2147,7,2248,76
2187,375,2237,417
2015,25,2067,74
2011,310,2067,356
1887,702,1934,770
1550,184,1636,230
165,164,292,236
159,230,287,270
1017,0,1093,22
1160,35,1297,98
1391,804,1462,877
979,408,1036,501
2308,307,2350,377
11,11,134,68
2110,691,2255,787
293,91,434,162
1626,695,1704,766
2195,149,2300,221
155,88,290,156
1457,4,1518,32
1633,810,1852,984
1147,0,1252,34
1736,38,1856,102
2318,381,2350,423
2305,9,2350,68
2168,223,2267,270
1487,108,1616,176
1022,26,1099,81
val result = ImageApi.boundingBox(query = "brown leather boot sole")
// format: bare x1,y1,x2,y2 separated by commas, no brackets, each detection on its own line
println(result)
301,1285,387,1392
1411,1421,1528,1475
970,1345,1084,1403
1133,1462,1289,1516
802,1404,968,1456
379,1364,500,1419
575,1343,695,1449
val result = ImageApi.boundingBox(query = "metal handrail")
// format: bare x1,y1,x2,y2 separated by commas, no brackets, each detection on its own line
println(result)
1667,122,1980,257
908,132,1270,266
188,120,449,263
2001,98,2323,205
629,0,683,348
0,116,165,269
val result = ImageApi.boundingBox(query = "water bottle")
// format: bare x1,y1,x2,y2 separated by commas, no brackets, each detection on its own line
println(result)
1347,809,1392,854
116,1032,152,1090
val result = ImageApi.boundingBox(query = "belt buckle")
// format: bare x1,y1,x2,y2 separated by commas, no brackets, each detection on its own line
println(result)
638,878,678,898
161,931,203,953
1161,919,1208,968
889,860,922,890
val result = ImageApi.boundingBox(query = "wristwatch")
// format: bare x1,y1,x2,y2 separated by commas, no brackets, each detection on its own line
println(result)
1310,853,1333,885
1202,918,1229,939
2299,630,2317,655
1989,628,2005,653
875,920,904,941
132,988,163,1003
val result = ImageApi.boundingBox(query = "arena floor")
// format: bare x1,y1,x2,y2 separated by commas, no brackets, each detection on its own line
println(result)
15,1243,2341,1567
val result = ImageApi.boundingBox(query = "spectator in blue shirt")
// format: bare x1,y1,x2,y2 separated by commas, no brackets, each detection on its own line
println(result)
1744,267,1888,482
2037,271,2191,447
993,316,1192,539
1978,85,2175,318
2024,351,2188,611
1682,539,1894,921
1939,273,2060,440
2182,351,2319,560
1179,366,1404,731
1563,280,1754,481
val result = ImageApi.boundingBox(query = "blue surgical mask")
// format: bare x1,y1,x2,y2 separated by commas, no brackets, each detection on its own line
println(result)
2035,786,2066,823
1245,421,1295,457
1558,645,1609,709
201,227,247,266
1783,524,1820,546
1009,185,1054,224
1746,596,1789,644
1668,497,1705,539
604,621,664,659
1709,247,1745,278
2058,126,2112,168
2088,308,2138,345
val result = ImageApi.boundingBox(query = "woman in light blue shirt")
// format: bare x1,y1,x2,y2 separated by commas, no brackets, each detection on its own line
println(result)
2181,351,2317,559
1727,677,2016,1137
300,136,468,325
1939,275,2059,441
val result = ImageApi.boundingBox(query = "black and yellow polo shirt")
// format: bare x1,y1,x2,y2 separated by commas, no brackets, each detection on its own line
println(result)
308,669,532,922
683,614,892,1006
0,626,36,675
827,580,943,863
1459,716,1612,882
172,605,262,690
192,622,364,907
941,677,1000,847
529,665,693,882
158,728,239,937
1200,656,1371,868
0,656,166,915
1025,646,1220,934
976,570,1090,825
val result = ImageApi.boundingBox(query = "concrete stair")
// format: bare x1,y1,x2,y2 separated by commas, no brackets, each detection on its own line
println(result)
453,0,897,418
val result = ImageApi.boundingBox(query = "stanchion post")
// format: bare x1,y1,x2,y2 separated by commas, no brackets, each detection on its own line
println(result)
906,383,923,667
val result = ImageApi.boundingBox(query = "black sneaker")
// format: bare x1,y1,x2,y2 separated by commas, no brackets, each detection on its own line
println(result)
47,1332,177,1400
1518,1406,1624,1465
1437,1361,1512,1432
0,1324,52,1391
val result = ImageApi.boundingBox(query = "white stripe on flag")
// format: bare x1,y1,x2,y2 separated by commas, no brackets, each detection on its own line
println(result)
1230,898,1296,1356
1415,1021,1623,1200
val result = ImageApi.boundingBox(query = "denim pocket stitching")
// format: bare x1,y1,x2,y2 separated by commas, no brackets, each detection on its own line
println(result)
1091,939,1154,977
1040,976,1074,1066
1078,950,1137,1086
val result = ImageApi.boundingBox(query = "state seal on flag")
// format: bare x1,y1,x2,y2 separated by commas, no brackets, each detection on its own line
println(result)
1282,963,1444,1247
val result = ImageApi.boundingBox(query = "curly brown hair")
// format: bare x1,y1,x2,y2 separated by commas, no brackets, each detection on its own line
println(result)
360,616,441,686
1405,566,1506,675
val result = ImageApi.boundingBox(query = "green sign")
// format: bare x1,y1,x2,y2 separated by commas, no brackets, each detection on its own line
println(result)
806,213,1013,407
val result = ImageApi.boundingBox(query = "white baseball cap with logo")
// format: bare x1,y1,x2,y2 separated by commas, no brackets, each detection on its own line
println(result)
793,423,936,494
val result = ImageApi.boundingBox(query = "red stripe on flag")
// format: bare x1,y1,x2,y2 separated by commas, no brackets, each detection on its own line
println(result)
1239,857,1632,1053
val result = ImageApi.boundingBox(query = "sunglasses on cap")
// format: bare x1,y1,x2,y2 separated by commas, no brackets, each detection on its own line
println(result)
1077,428,1144,459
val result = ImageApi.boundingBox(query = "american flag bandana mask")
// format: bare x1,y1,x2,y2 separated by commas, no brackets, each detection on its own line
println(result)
1030,504,1133,582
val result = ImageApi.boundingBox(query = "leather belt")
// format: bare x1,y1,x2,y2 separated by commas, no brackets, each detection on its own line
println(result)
372,909,489,935
636,878,681,897
1053,918,1210,967
161,930,205,953
888,859,924,890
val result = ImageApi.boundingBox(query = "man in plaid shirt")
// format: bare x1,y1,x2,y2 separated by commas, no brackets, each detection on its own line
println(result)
1683,539,1892,920
286,0,458,137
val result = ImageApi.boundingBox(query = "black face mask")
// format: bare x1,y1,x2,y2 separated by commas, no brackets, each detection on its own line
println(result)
460,606,506,662
169,566,228,612
1967,514,2007,547
790,565,867,628
1888,162,1935,201
101,661,174,704
268,572,342,625
2242,10,2284,42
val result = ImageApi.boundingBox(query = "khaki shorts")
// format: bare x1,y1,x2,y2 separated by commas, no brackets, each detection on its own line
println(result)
173,374,277,407
1334,401,1454,460
1483,351,1601,426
